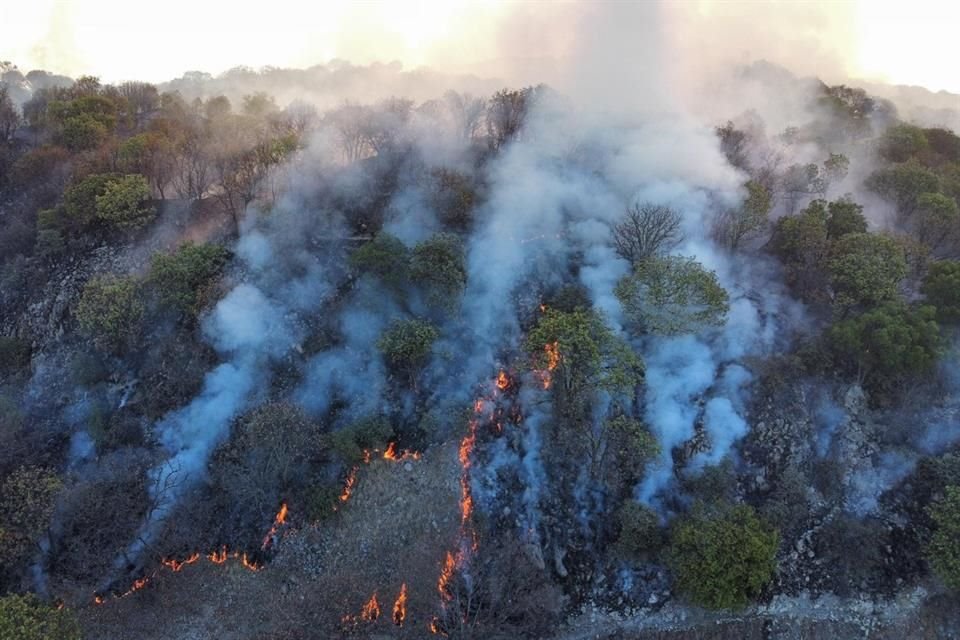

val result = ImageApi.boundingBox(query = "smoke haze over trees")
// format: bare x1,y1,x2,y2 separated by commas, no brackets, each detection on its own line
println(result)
2,2,960,639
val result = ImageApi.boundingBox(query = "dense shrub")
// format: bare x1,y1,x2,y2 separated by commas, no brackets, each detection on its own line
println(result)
668,502,778,610
94,174,154,229
922,260,960,323
615,255,729,335
615,501,664,557
377,318,439,385
0,337,31,374
926,485,960,590
327,415,393,464
74,274,145,350
828,233,907,311
828,303,942,391
349,232,409,289
149,242,230,315
0,594,80,640
0,467,62,569
410,233,466,310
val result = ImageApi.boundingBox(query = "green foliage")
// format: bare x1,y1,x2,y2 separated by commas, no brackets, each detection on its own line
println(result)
525,307,642,403
0,336,31,374
378,318,439,380
926,485,960,590
879,123,929,163
410,233,467,310
59,113,108,151
827,232,906,310
431,168,477,230
149,243,230,315
828,303,942,388
0,467,62,568
668,502,778,610
922,260,960,324
912,192,959,251
350,232,409,289
615,501,664,557
0,594,80,640
615,255,729,335
75,275,145,351
94,174,155,230
327,415,393,464
63,173,121,228
923,128,960,163
866,160,941,215
824,198,868,239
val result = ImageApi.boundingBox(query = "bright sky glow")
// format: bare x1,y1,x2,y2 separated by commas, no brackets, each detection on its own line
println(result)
0,0,958,94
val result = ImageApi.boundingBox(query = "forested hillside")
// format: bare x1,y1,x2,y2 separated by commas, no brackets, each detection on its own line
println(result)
1,60,959,639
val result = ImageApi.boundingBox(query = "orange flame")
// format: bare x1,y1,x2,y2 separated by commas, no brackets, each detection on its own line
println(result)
392,583,407,626
339,467,358,503
94,595,105,605
430,617,447,635
496,370,510,390
361,592,381,622
383,441,399,460
437,551,456,601
261,502,289,550
541,341,560,389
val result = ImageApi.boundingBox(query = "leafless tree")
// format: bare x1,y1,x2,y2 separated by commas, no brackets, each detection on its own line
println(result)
444,90,486,143
612,202,684,266
0,85,20,143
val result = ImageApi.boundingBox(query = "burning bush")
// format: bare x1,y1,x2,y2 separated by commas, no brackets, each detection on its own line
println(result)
667,502,778,610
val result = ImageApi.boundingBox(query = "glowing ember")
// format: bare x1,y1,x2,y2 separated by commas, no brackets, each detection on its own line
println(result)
496,369,510,390
362,449,372,464
94,595,105,605
261,502,289,550
392,583,407,626
339,467,358,503
383,441,399,460
430,617,447,635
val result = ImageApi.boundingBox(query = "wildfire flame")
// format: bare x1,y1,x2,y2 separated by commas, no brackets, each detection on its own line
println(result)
261,502,289,550
392,583,407,626
496,369,510,390
339,467,358,503
540,341,560,389
360,592,381,621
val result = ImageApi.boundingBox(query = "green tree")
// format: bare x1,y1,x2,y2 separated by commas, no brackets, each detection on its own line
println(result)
0,594,80,640
377,318,439,386
149,242,230,315
350,232,409,289
615,255,729,335
668,502,778,610
828,303,942,389
922,260,960,324
923,128,960,163
95,174,154,230
615,501,664,557
828,232,907,311
75,275,145,351
410,232,467,310
879,123,929,163
912,192,959,252
927,485,960,590
770,200,830,302
0,467,62,569
713,180,771,249
866,160,941,216
825,198,868,240
63,173,121,228
526,307,642,418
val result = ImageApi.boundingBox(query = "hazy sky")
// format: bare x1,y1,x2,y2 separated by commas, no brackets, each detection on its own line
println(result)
1,0,958,94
